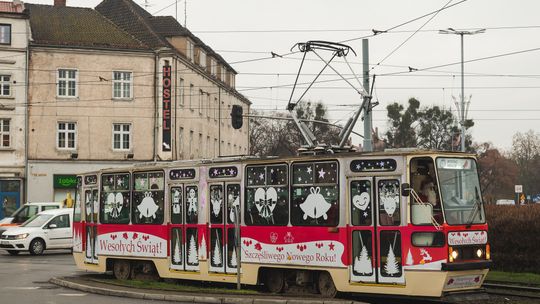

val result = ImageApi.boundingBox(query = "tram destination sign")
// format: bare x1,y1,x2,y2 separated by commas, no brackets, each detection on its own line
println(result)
448,231,487,246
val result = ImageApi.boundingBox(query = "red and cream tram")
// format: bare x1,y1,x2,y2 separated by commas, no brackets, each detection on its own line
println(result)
72,150,491,299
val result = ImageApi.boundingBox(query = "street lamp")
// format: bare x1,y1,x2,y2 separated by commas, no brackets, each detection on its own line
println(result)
439,28,485,152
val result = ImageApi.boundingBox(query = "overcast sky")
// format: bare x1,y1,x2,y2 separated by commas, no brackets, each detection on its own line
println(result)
29,0,540,150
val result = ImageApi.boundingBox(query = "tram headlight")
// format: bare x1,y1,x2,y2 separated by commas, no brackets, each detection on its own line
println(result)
449,246,459,262
476,248,483,258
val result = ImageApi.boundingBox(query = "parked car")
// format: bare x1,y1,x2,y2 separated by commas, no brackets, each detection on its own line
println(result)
0,208,73,255
496,199,515,205
0,202,64,237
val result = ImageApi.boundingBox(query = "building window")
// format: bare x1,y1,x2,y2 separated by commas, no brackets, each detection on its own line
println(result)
210,59,217,76
214,97,218,120
187,40,194,62
178,78,184,106
220,66,226,82
189,130,194,158
178,127,184,156
199,50,207,69
112,123,130,150
198,90,203,115
112,71,132,99
0,119,10,148
206,93,211,118
0,75,10,97
57,69,77,98
0,24,11,45
189,84,194,111
57,122,77,149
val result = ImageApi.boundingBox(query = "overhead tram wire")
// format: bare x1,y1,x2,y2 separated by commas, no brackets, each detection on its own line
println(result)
370,0,454,72
339,0,468,43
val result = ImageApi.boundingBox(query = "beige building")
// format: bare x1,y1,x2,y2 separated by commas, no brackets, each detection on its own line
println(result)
0,0,28,218
25,0,250,202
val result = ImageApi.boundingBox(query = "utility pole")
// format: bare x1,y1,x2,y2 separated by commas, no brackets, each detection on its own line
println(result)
439,28,485,152
362,39,372,152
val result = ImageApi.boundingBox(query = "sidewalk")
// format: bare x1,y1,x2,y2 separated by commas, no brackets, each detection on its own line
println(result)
50,275,369,304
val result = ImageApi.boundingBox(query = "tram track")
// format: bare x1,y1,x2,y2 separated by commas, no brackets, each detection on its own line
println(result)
483,282,540,300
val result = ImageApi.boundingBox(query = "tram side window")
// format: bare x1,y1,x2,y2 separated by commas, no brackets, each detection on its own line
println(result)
351,180,372,226
226,184,241,224
210,184,224,224
73,177,82,222
245,164,288,226
185,186,198,224
291,161,339,226
132,172,165,224
380,230,402,277
100,173,130,224
170,186,183,224
378,179,401,226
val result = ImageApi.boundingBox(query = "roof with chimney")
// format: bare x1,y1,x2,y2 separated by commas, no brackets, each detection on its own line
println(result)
26,3,148,50
96,0,236,73
0,1,24,14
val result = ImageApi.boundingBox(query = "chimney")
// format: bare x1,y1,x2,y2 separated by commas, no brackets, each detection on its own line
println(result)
54,0,66,7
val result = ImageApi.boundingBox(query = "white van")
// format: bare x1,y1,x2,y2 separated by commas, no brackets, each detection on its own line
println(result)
0,202,64,230
0,208,73,255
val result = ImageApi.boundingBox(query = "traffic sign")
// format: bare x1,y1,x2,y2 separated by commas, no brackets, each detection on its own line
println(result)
515,185,523,193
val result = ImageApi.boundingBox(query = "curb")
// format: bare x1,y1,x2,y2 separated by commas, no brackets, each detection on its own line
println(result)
49,277,365,304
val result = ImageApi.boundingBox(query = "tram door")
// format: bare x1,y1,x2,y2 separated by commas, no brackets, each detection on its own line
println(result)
349,177,405,284
349,178,376,283
209,182,240,274
83,186,99,264
169,184,200,271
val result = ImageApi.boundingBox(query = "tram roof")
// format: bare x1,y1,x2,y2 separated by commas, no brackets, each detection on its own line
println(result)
77,149,475,176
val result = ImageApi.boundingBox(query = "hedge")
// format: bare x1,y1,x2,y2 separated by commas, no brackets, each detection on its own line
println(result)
485,204,540,273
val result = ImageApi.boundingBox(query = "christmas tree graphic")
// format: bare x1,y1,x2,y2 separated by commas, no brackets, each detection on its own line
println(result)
173,230,182,264
405,248,414,265
86,231,92,258
187,234,198,265
199,234,207,260
212,235,222,266
384,244,399,276
354,245,372,275
230,246,237,268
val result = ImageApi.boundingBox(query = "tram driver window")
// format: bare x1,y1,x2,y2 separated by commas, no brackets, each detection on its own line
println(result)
132,171,165,224
410,158,443,225
100,173,130,224
291,161,339,227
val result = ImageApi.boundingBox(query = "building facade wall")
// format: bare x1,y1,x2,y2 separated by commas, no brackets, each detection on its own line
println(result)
156,55,249,161
0,11,28,218
27,47,156,201
28,48,156,161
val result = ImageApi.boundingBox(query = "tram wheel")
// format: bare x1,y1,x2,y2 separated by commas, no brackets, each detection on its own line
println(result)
317,271,337,298
265,269,285,293
113,260,132,280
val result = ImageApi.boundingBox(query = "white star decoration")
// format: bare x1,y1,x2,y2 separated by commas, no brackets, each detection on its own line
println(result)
307,167,312,174
318,168,326,179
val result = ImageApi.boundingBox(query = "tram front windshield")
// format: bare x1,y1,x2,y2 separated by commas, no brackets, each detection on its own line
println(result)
436,157,485,225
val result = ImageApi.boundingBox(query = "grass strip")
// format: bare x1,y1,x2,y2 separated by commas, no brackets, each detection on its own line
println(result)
486,271,540,286
92,278,261,295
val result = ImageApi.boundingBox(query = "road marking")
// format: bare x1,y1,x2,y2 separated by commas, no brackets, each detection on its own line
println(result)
2,287,40,290
57,293,87,297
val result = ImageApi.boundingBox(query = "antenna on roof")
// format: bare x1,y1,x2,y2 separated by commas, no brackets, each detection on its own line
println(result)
144,0,150,10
